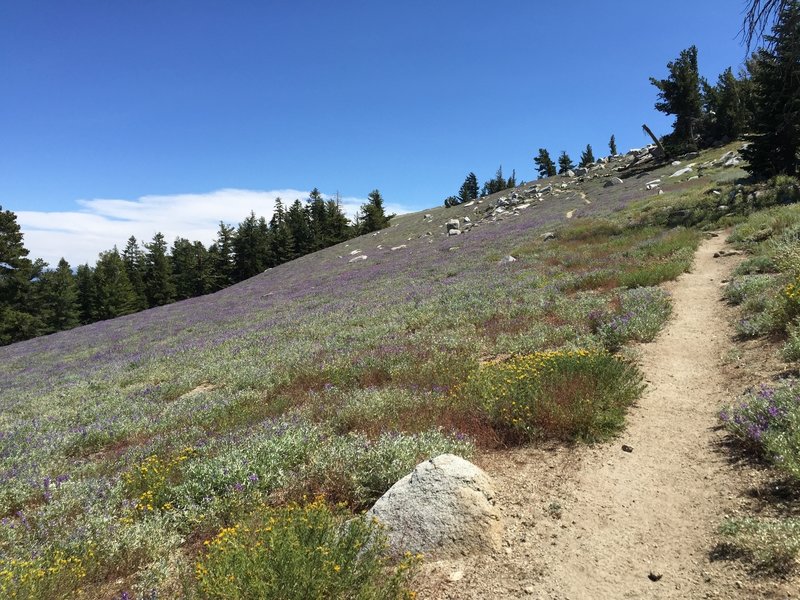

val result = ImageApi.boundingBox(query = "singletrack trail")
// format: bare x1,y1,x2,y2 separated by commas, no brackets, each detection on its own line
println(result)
415,234,777,599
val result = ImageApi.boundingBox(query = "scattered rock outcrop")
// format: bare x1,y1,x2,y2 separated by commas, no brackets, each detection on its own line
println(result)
367,454,502,558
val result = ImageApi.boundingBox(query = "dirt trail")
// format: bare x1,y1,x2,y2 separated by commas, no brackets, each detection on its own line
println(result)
415,235,774,599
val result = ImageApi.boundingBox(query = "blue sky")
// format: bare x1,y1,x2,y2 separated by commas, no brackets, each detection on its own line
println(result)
1,1,753,265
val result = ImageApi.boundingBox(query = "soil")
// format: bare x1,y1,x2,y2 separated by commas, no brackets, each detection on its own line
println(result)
413,234,797,599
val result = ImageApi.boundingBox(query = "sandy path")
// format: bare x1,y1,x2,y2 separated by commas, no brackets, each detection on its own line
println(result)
416,235,766,599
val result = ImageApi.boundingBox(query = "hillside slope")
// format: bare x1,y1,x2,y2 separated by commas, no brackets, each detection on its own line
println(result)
0,143,753,598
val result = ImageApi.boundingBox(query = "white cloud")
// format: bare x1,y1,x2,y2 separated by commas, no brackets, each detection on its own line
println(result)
16,189,410,267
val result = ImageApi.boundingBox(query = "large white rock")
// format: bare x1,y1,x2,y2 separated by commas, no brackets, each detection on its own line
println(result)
367,454,502,558
670,167,693,178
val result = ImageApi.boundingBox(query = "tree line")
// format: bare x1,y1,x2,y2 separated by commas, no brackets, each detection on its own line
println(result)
449,1,798,198
0,189,392,346
648,1,798,177
442,166,518,207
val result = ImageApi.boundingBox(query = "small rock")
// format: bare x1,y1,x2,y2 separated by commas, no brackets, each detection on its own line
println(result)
542,232,556,241
349,249,362,255
391,245,407,251
498,255,517,265
523,585,535,595
348,255,367,263
448,229,462,236
448,571,464,582
622,445,633,453
648,572,663,582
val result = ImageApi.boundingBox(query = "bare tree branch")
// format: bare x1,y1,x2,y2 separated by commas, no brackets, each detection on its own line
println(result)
742,0,788,48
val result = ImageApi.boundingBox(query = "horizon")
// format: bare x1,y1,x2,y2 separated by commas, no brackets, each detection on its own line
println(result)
1,1,755,266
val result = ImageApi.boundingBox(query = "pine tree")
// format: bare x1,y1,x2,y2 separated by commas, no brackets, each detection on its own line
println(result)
701,67,753,143
533,149,557,178
506,169,517,189
122,236,148,310
359,189,391,234
0,206,44,344
208,222,236,291
93,248,137,320
286,199,312,257
306,188,328,251
443,196,460,207
143,232,176,307
269,198,295,265
650,46,704,151
75,264,96,324
457,172,480,204
233,211,273,280
579,144,595,167
172,237,211,299
38,257,80,333
558,151,575,174
481,166,508,197
742,1,800,177
323,196,351,246
609,134,618,156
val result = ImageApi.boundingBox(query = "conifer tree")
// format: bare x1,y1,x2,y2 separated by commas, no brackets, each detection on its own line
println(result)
232,211,273,280
558,151,575,174
306,188,328,251
650,46,704,151
533,149,557,178
0,206,44,344
324,196,351,246
208,222,236,291
286,199,313,257
481,166,509,196
122,236,148,310
75,264,96,324
579,144,595,167
742,1,800,177
143,232,175,307
701,67,753,143
269,198,295,265
506,169,517,189
358,189,391,234
93,248,137,320
609,134,618,156
458,172,480,204
38,257,79,333
172,237,211,299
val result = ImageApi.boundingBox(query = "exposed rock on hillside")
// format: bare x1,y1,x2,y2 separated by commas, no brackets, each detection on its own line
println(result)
367,454,502,558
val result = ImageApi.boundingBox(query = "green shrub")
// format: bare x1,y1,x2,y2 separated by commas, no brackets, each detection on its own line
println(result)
782,320,800,362
734,255,776,275
0,549,89,600
462,349,644,443
720,380,800,479
191,499,417,600
592,287,672,351
719,517,800,573
723,274,775,306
